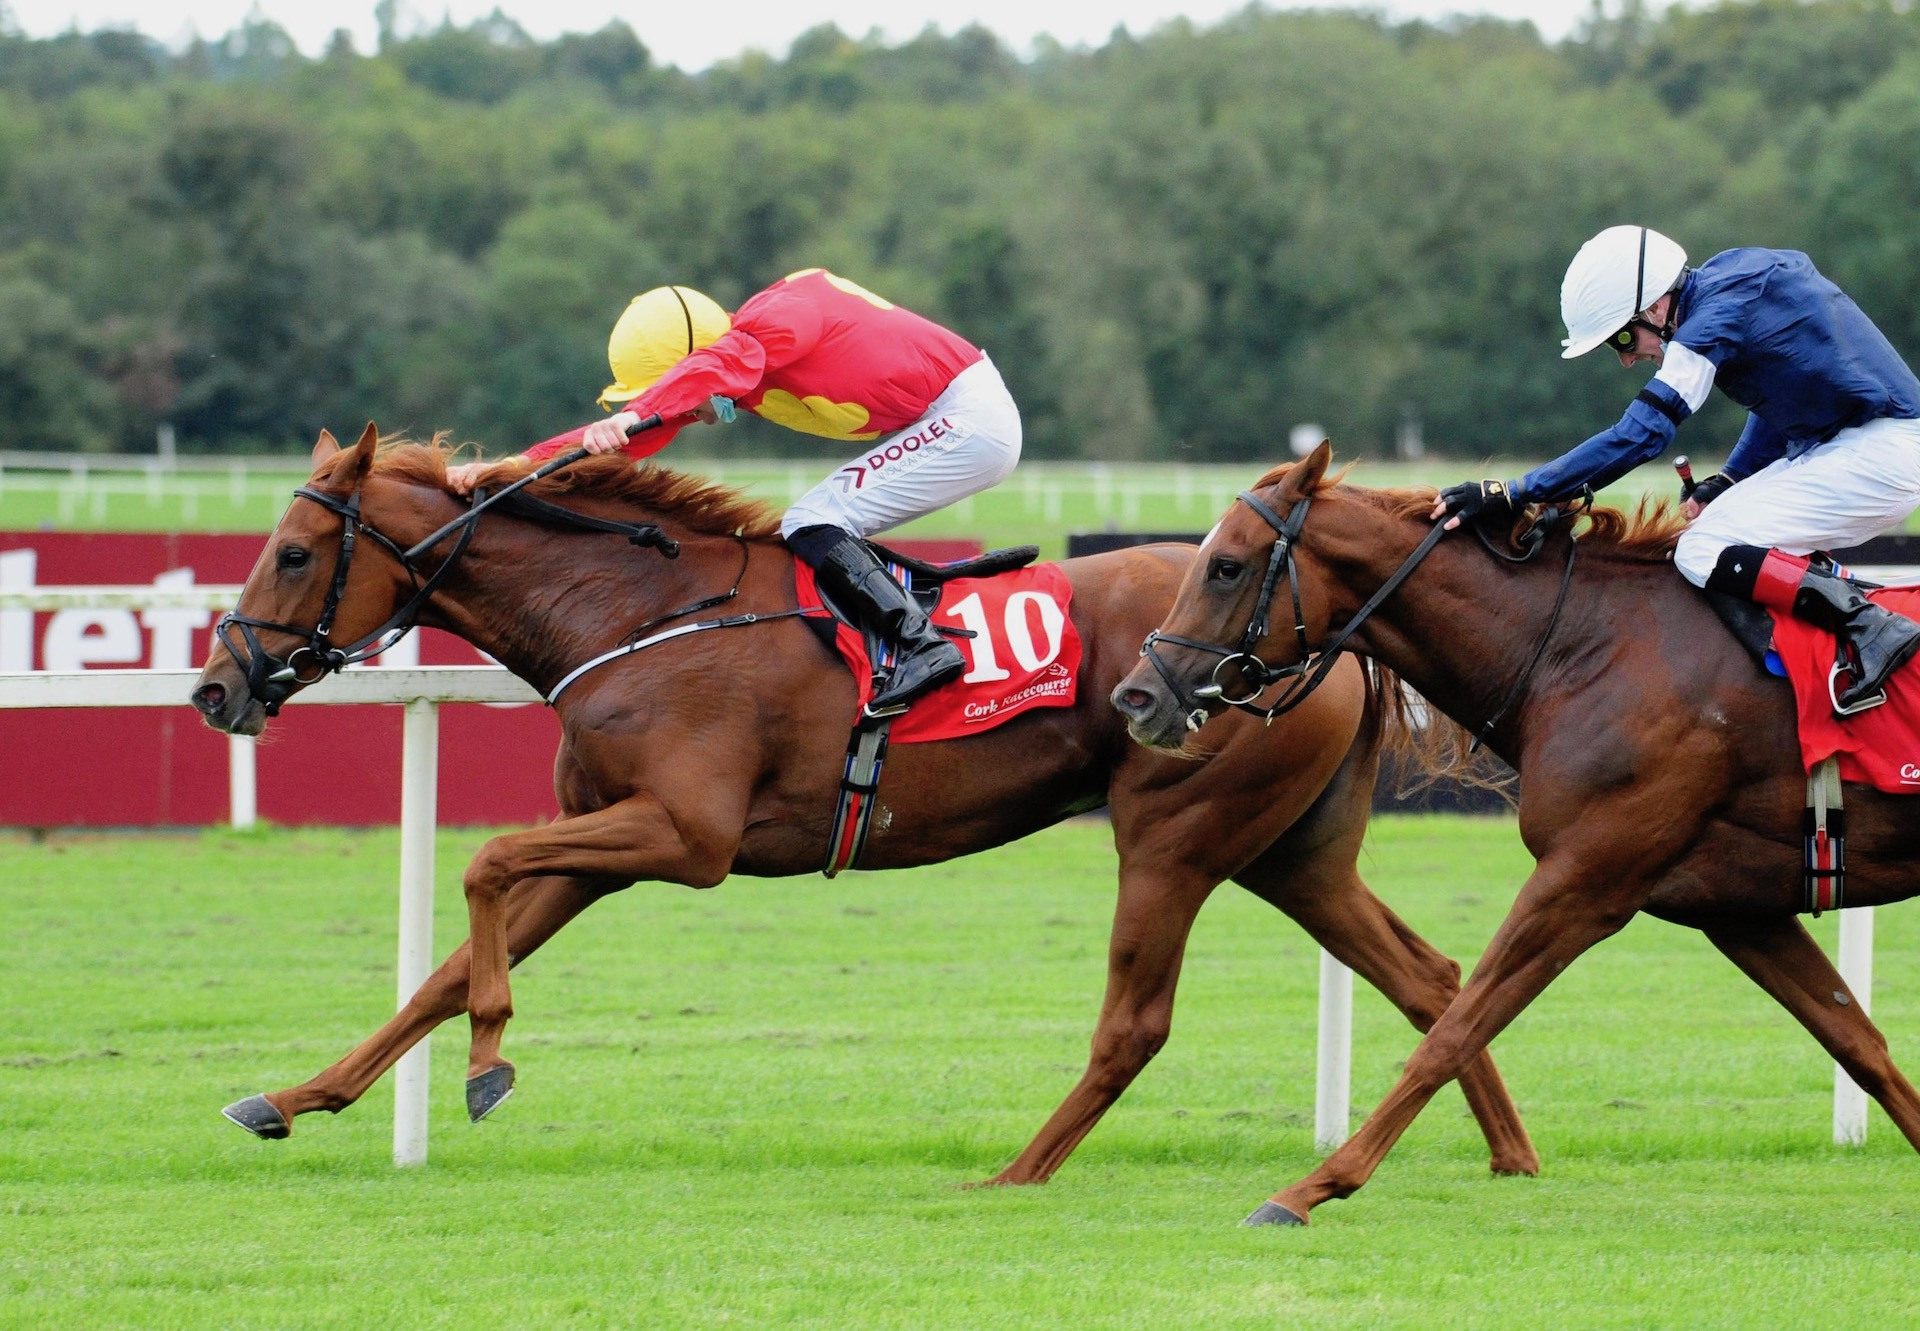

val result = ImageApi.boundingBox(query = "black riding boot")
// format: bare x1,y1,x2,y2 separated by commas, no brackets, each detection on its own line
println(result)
795,527,966,714
1790,566,1920,713
1711,544,1920,713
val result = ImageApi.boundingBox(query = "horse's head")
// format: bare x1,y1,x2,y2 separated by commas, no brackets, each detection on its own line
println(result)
191,424,415,735
1113,441,1346,750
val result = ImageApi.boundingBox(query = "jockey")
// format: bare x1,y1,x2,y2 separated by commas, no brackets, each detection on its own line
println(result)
449,268,1023,713
1436,225,1920,713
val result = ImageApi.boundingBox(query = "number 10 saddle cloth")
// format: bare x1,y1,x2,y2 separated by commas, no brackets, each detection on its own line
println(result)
792,555,1083,743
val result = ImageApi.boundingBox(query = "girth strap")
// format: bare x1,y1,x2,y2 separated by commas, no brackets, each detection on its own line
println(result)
1804,756,1846,916
822,561,912,874
825,717,895,877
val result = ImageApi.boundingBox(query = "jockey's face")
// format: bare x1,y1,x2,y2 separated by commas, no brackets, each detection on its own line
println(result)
1613,292,1674,369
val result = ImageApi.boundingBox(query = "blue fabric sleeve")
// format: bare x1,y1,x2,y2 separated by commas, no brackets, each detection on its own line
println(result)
1517,380,1689,501
1722,413,1789,481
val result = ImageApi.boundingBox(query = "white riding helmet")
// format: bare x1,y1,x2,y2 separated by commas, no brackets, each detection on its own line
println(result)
1559,225,1688,359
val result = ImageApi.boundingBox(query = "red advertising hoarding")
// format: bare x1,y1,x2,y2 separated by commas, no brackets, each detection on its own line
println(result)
0,530,978,827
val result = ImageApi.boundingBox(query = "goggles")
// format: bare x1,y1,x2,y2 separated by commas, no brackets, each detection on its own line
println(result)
1604,316,1669,353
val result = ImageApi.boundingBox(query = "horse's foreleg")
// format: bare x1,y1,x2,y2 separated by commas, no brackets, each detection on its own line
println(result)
1243,853,1541,1178
1251,856,1642,1226
225,874,605,1137
979,867,1216,1186
460,794,738,1122
1703,914,1920,1152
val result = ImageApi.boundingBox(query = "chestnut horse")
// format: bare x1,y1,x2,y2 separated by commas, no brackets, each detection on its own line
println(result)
1116,440,1920,1224
189,425,1538,1185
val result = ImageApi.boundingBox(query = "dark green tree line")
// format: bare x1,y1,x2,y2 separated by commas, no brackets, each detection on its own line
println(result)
0,1,1917,461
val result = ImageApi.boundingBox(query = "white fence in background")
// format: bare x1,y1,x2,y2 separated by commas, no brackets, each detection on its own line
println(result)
0,451,1272,530
0,584,1887,1156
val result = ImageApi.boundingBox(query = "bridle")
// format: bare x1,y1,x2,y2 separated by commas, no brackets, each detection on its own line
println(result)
214,452,677,715
1140,488,1450,732
214,483,479,715
1139,485,1582,740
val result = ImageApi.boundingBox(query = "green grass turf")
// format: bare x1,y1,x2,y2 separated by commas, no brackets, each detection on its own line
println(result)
2,815,1916,1328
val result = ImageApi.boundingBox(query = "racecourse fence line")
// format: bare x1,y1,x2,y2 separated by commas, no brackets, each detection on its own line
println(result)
0,450,1272,532
0,575,1888,1152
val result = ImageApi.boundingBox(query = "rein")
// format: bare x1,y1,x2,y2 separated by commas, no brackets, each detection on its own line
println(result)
214,450,679,715
1142,487,1582,738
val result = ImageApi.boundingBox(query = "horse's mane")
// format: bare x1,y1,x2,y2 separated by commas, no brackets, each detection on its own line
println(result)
1251,459,1692,563
336,439,784,541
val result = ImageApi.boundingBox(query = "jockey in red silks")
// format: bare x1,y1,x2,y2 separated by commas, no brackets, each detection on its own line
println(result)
450,268,1023,713
1436,226,1920,714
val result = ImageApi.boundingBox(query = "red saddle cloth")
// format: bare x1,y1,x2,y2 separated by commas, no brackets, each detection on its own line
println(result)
793,558,1082,742
1769,585,1920,793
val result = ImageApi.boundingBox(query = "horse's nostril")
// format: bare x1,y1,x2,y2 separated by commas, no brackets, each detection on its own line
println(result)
1117,688,1153,715
192,683,226,714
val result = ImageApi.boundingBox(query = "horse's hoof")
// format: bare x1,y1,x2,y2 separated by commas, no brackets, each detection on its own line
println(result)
466,1064,515,1123
222,1094,290,1140
1242,1199,1307,1227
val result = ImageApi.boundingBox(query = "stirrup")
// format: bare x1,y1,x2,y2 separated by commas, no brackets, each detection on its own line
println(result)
1827,660,1888,718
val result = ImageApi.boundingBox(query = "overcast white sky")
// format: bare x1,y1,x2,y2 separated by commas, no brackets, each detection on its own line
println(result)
6,0,1619,69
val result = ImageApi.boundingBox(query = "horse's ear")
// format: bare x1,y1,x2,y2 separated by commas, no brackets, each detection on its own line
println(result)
311,429,340,464
1287,439,1333,496
348,422,380,478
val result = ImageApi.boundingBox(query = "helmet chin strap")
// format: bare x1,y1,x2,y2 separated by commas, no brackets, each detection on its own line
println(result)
1629,225,1687,346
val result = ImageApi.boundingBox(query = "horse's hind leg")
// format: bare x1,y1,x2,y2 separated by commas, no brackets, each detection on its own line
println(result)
1236,824,1541,1178
223,874,606,1138
1703,914,1920,1152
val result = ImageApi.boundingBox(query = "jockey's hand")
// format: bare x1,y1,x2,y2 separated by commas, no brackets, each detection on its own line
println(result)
446,460,493,495
581,411,641,453
1682,472,1732,521
1431,478,1520,531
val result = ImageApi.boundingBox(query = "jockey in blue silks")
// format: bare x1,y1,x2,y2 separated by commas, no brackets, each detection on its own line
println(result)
1437,225,1920,714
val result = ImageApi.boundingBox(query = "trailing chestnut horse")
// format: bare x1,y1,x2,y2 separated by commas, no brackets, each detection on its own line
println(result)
189,425,1539,1184
1116,440,1920,1224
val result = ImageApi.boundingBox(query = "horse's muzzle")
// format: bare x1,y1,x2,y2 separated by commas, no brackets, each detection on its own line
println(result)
190,672,268,737
1110,675,1189,751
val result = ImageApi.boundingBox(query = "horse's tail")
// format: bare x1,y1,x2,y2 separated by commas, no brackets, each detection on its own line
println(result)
1361,659,1517,805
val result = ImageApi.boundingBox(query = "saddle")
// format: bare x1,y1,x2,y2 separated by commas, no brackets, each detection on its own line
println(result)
869,540,1039,585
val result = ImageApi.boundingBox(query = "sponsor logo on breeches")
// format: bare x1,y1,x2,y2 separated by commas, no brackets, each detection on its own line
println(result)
836,417,957,491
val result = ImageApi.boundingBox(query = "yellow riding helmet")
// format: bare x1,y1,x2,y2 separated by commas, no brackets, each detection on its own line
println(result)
598,286,733,408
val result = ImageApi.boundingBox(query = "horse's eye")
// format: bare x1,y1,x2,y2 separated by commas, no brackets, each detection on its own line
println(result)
278,546,310,571
1209,557,1244,582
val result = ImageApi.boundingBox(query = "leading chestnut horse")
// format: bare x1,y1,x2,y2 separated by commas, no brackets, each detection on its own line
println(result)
1117,440,1920,1224
189,425,1538,1185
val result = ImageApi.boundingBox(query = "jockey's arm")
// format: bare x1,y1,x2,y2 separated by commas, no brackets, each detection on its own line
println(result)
1516,342,1719,502
521,331,770,464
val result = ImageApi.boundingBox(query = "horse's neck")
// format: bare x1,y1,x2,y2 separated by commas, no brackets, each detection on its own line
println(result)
1326,512,1629,757
383,491,750,694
